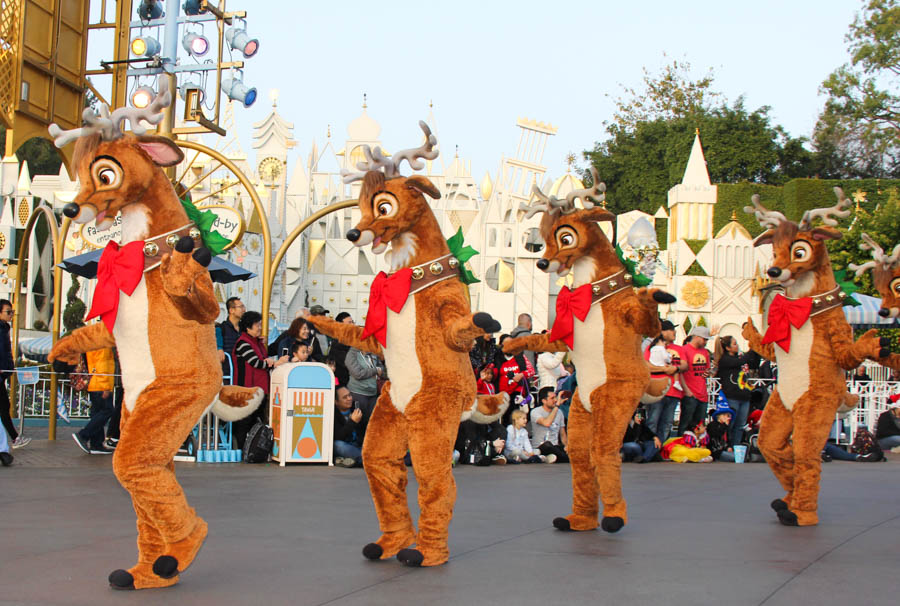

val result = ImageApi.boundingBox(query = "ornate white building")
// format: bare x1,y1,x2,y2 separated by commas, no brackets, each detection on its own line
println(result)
0,95,774,344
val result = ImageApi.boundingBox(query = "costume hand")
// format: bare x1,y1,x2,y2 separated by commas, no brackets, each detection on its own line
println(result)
350,408,363,423
48,335,82,365
741,317,758,341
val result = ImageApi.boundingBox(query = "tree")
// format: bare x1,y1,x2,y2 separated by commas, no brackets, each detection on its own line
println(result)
584,100,811,215
815,0,900,178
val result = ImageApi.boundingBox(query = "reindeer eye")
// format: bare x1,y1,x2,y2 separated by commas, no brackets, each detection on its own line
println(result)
556,227,577,249
791,241,811,261
371,192,398,218
91,159,122,190
891,278,900,295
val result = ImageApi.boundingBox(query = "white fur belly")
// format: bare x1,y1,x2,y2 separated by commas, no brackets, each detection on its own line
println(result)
569,306,606,412
774,321,813,411
111,278,156,412
382,298,422,414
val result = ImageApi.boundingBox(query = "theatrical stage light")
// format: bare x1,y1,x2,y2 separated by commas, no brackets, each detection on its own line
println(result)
178,82,205,102
131,35,161,57
137,0,163,20
225,27,259,58
131,85,156,109
183,0,205,15
182,32,210,57
221,76,257,108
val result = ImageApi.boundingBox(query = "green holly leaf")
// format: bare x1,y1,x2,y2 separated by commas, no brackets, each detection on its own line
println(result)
180,198,231,255
446,227,480,284
834,269,862,307
615,244,652,287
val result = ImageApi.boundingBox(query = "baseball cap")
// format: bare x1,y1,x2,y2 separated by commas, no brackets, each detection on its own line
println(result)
660,320,676,331
688,326,710,340
309,305,329,316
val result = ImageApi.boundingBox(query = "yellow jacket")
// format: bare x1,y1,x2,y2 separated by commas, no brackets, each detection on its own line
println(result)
86,348,115,392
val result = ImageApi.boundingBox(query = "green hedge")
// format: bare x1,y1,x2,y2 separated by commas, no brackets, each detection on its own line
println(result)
714,178,900,237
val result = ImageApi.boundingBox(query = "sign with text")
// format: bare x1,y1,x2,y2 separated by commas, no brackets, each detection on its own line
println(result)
201,205,245,251
81,215,122,249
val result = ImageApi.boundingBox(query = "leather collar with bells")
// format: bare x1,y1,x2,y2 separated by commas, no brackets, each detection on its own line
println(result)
141,223,202,272
588,269,632,306
805,285,847,317
407,253,462,295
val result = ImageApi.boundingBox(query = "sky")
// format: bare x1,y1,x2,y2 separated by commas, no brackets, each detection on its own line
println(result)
87,0,862,184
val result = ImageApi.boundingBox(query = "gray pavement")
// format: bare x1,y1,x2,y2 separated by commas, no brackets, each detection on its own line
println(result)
2,437,900,606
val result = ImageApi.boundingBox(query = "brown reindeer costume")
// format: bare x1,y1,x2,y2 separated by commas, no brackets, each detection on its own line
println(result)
503,168,674,533
305,122,507,567
850,234,900,372
742,189,889,527
47,87,263,589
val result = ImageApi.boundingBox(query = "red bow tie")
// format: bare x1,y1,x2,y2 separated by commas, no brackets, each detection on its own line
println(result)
361,268,413,347
762,294,813,353
549,283,593,349
85,241,146,333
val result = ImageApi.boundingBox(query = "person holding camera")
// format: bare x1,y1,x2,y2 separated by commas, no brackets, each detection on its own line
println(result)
530,387,569,463
621,408,661,463
333,385,367,468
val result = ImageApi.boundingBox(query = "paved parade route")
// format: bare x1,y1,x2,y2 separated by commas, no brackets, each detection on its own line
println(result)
2,439,899,606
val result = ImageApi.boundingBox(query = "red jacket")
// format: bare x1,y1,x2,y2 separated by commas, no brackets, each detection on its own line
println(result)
498,356,534,397
234,333,270,393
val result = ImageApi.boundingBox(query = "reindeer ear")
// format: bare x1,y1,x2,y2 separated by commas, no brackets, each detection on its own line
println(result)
811,226,842,241
136,136,184,167
753,230,774,247
406,175,441,200
582,207,616,223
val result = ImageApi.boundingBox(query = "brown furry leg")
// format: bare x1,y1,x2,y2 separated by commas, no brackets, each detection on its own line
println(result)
592,383,641,532
113,381,214,580
402,396,460,567
757,393,795,514
780,397,839,527
109,500,179,590
554,392,599,532
360,389,415,561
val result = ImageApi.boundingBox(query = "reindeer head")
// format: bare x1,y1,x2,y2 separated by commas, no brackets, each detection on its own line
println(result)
520,167,617,280
48,85,184,232
744,188,850,297
850,233,900,318
341,122,442,268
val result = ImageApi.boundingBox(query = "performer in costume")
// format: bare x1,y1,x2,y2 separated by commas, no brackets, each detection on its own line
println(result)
742,190,889,527
47,85,263,589
305,122,507,567
503,168,674,534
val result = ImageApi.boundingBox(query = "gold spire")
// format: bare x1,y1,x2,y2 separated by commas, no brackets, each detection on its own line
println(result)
429,99,433,109
730,210,737,221
326,124,331,139
362,93,367,109
695,127,700,135
565,153,576,173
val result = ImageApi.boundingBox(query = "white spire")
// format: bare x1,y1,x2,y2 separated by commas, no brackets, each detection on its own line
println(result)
682,129,711,187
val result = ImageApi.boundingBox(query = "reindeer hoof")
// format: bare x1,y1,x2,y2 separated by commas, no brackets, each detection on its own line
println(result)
175,235,195,253
192,247,212,268
771,499,789,512
552,517,572,531
879,337,891,347
108,569,135,590
652,291,676,304
362,543,383,560
473,312,501,334
396,548,424,567
777,510,799,526
880,348,891,358
601,517,625,533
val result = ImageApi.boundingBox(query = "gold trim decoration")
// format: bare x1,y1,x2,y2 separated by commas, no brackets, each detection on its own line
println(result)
681,279,710,308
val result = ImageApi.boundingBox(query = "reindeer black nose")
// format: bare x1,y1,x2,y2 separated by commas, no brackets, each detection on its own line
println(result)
879,308,891,318
536,258,550,270
62,203,80,219
767,267,782,278
346,229,361,242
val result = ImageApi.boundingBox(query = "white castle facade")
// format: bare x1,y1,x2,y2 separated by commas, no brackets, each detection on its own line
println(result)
0,96,773,345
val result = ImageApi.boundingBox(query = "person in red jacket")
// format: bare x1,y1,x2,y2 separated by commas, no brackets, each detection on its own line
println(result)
476,364,496,395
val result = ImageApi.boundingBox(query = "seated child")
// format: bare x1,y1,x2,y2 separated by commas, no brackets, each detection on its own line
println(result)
504,409,551,463
662,418,713,463
291,341,311,363
707,400,736,462
621,408,661,463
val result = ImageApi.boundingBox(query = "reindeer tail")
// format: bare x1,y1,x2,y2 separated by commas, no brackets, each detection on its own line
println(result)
210,385,265,422
461,392,509,424
837,391,860,416
640,377,671,405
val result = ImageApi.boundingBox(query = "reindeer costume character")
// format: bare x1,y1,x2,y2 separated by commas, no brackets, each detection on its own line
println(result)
742,189,889,527
305,122,506,567
851,234,900,371
47,87,263,589
503,168,674,533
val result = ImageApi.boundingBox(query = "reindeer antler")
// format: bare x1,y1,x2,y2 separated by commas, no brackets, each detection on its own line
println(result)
743,194,787,230
341,121,439,184
850,232,900,276
564,167,606,209
49,83,172,148
798,187,851,230
520,183,557,219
